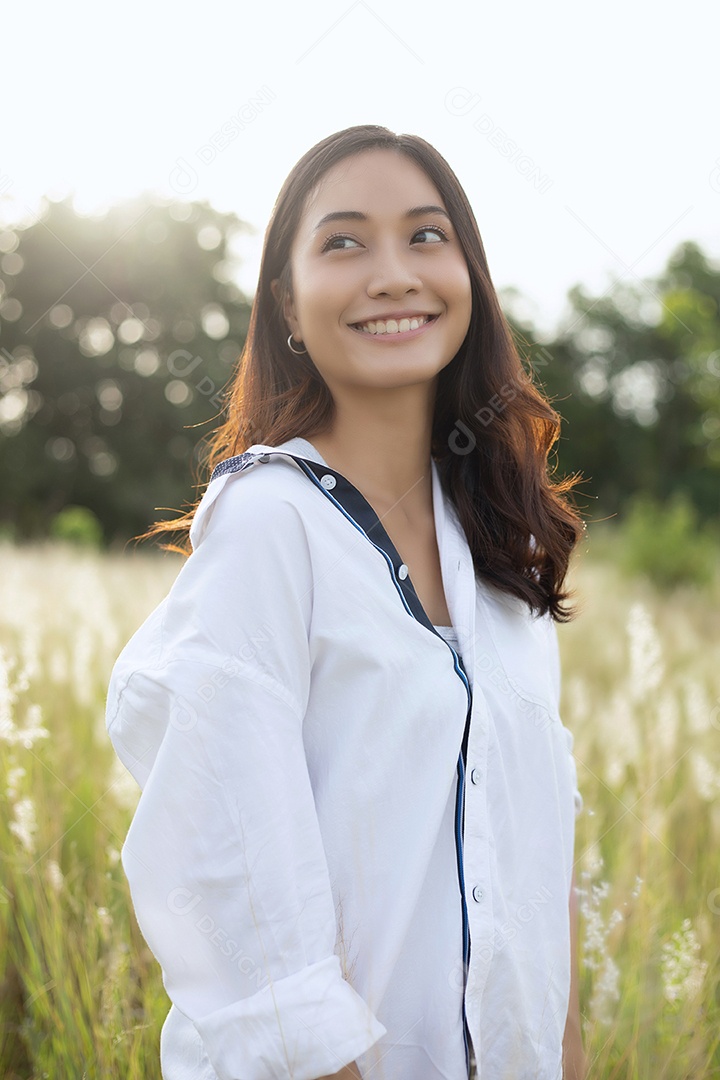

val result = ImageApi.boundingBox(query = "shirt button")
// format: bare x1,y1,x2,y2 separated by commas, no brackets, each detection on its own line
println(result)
258,453,270,463
470,768,481,785
398,563,409,580
320,474,337,489
472,886,484,903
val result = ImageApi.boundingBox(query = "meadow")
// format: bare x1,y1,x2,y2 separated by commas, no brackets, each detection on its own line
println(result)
0,537,718,1079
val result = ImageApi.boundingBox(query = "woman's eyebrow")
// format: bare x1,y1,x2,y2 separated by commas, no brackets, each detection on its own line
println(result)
313,205,451,231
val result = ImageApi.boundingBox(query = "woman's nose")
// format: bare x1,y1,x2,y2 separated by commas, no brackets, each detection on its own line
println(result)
365,244,423,298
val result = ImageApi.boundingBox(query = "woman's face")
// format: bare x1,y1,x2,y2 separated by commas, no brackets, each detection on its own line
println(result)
276,148,473,397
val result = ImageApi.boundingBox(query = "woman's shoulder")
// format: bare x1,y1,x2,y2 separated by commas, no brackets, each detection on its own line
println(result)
189,440,325,551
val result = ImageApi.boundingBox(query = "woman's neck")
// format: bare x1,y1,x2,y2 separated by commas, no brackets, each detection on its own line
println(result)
309,399,435,518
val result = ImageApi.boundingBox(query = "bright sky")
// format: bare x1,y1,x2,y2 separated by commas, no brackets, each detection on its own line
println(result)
3,0,718,337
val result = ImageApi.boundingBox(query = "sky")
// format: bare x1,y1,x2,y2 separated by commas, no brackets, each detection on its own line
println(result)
2,0,718,338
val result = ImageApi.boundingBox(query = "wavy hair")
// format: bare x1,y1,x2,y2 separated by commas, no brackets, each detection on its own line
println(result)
144,124,583,620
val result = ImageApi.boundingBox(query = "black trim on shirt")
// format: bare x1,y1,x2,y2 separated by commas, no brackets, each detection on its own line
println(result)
211,450,473,718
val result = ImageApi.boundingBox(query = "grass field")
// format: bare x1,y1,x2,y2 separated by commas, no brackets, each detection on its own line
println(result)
0,538,718,1079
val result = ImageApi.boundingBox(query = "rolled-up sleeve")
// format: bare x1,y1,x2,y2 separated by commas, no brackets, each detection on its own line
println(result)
106,473,386,1078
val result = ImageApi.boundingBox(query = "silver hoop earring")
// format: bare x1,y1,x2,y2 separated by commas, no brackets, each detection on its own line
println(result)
287,334,308,355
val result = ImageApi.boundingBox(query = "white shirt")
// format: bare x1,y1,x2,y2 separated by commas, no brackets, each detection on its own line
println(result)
106,436,582,1080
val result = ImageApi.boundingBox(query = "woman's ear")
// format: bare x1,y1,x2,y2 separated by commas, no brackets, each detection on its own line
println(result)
270,278,299,336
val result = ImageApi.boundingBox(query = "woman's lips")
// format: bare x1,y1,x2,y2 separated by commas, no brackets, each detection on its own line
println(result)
349,314,439,342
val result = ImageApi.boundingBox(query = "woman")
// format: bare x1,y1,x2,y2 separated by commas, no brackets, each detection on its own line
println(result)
107,125,587,1080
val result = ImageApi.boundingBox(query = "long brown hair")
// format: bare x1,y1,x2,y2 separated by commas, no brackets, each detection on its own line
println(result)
145,124,583,621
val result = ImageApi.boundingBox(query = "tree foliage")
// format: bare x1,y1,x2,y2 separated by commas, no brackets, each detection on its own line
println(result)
0,196,252,541
506,240,720,523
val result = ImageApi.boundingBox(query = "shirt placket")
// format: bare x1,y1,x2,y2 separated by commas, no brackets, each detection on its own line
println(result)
436,498,493,1074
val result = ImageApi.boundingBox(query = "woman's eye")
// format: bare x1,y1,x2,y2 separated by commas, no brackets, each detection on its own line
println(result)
321,234,361,252
320,225,449,253
412,225,448,244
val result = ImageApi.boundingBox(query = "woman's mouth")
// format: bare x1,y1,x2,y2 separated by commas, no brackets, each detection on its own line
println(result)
349,314,439,339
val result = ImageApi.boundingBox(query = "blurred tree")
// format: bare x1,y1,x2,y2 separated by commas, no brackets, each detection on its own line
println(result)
505,241,720,522
0,196,252,542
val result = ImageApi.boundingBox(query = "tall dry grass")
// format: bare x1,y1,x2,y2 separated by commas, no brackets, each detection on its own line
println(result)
558,542,720,1078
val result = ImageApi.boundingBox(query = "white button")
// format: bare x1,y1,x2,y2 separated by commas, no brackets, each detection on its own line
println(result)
398,564,409,580
320,474,336,489
470,768,481,785
472,886,484,903
258,453,270,463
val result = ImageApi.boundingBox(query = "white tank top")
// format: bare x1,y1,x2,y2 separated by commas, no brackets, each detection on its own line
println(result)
433,624,463,664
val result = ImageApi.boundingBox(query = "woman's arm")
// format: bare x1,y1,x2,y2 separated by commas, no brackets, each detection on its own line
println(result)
562,869,587,1079
108,477,386,1080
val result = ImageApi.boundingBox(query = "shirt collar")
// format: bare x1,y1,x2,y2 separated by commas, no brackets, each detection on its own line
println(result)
193,437,477,670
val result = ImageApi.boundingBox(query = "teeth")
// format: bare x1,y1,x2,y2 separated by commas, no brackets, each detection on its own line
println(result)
355,315,433,335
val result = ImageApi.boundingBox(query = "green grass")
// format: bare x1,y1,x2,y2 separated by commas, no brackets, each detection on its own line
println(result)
1,537,718,1078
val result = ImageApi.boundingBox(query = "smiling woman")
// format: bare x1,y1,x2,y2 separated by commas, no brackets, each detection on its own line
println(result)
107,125,586,1080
